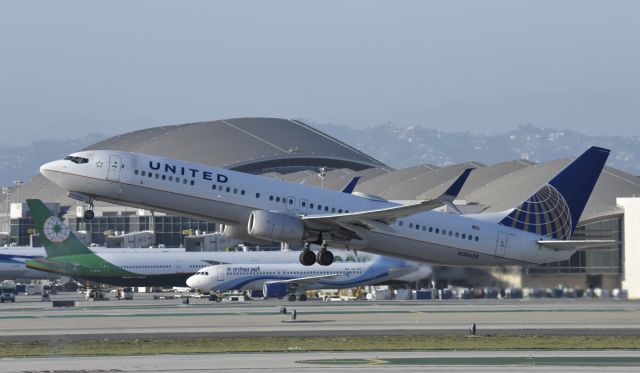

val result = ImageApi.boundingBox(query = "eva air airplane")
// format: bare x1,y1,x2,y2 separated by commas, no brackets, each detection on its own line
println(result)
39,146,612,267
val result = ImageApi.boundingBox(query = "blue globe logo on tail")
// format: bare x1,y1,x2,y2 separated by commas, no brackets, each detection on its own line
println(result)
500,184,572,240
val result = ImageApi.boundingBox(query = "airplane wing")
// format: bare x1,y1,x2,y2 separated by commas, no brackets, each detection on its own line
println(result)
537,240,616,250
265,273,341,285
303,168,473,226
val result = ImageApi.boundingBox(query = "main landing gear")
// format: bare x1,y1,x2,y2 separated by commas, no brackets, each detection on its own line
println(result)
299,242,335,266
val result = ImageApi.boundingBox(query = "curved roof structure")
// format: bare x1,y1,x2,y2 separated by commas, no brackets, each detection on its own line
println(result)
85,117,386,173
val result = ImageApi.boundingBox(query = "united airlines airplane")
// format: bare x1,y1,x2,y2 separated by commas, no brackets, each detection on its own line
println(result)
39,146,612,267
186,255,431,301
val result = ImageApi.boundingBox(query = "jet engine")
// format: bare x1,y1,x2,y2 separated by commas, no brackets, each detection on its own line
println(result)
262,282,289,299
220,224,273,246
247,210,305,244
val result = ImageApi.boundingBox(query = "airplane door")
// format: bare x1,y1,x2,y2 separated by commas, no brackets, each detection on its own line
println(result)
175,260,183,273
107,155,123,181
286,196,296,212
217,267,225,281
496,231,508,257
299,199,309,214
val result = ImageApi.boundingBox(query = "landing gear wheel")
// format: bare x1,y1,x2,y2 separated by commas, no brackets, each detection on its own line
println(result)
287,294,297,301
317,250,334,266
84,210,95,220
298,294,307,301
299,248,316,266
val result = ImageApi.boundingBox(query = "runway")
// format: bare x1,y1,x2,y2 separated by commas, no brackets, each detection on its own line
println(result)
0,293,639,341
3,351,640,372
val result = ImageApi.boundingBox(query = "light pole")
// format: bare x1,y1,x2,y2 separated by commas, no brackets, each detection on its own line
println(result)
318,167,327,189
1,187,9,233
12,180,23,204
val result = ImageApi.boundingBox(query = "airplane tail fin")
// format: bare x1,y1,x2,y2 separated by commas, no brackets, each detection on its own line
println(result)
26,199,93,257
499,146,610,240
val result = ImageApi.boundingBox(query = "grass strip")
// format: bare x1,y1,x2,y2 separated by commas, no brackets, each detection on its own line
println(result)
0,335,638,357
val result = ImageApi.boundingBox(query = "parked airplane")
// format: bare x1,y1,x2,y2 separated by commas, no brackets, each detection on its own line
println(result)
39,146,612,267
25,199,323,287
186,255,431,301
0,248,59,280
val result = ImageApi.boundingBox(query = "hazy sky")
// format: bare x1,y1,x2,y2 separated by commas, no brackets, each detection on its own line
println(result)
1,1,639,144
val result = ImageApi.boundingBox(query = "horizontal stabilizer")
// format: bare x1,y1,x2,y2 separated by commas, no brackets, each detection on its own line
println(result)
537,240,615,250
265,273,341,285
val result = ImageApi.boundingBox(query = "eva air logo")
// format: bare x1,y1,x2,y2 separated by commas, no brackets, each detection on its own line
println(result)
43,216,70,243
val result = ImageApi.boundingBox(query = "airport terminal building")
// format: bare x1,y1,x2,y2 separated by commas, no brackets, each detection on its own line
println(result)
2,118,639,297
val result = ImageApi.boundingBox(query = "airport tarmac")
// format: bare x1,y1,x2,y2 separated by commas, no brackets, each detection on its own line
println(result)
0,293,639,341
3,350,640,372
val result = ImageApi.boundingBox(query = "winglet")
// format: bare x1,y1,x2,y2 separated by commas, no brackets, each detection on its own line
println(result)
443,168,473,197
341,176,362,194
26,199,93,258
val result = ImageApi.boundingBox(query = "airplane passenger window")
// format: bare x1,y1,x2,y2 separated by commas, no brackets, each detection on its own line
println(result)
218,185,223,191
475,236,479,242
310,203,314,209
455,232,459,238
175,178,180,183
442,230,446,235
301,202,306,207
409,223,413,228
241,190,245,195
415,224,420,230
169,176,173,181
233,188,237,194
331,208,336,213
449,231,453,236
269,196,273,201
226,187,230,192
399,221,403,226
318,205,322,210
212,184,216,190
141,171,146,176
462,234,466,239
134,170,139,175
468,235,473,241
148,173,153,178
422,226,426,231
435,228,439,233
338,209,342,213
190,180,195,185
276,197,280,202
183,179,188,184
256,193,260,198
155,174,159,179
162,175,166,180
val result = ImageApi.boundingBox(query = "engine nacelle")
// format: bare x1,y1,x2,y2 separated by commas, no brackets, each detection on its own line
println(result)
247,210,305,244
263,282,289,299
220,224,273,246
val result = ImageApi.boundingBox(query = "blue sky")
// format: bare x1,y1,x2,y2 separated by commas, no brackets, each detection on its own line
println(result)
1,1,639,143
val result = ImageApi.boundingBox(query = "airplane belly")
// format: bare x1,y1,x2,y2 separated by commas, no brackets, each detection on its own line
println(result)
95,181,249,224
359,231,520,266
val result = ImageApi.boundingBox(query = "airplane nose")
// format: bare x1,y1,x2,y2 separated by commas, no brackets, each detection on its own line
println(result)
40,161,62,181
186,275,198,289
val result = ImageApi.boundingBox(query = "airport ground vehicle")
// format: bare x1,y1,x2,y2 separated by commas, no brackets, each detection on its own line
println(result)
1,280,16,302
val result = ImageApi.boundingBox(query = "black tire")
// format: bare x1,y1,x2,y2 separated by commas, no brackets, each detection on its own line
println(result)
84,210,95,220
299,250,316,266
317,250,334,266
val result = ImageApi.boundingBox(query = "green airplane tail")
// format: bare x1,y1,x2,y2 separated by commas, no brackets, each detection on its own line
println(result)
26,199,93,257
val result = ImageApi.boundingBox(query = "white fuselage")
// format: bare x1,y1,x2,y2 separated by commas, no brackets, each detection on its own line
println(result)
186,255,430,292
40,150,574,266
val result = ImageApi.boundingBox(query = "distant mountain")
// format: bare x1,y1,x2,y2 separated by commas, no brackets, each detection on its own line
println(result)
0,133,106,187
314,122,640,175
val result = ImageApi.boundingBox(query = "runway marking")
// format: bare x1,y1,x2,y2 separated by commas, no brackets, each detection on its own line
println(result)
299,356,640,366
0,307,635,320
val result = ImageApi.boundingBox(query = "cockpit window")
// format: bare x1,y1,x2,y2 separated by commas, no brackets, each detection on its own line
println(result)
64,156,89,164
